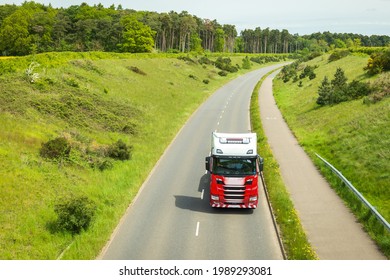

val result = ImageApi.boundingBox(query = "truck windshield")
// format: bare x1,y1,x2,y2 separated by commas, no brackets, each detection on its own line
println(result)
212,157,256,176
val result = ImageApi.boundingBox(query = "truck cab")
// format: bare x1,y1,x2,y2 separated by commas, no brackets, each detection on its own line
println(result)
205,132,263,209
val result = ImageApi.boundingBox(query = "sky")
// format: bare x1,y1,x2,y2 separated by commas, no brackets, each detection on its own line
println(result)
1,0,390,36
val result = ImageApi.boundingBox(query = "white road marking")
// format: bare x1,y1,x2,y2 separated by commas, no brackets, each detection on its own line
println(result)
196,222,200,237
201,189,204,200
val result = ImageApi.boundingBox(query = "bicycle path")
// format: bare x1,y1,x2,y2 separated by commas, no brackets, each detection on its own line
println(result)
258,71,386,260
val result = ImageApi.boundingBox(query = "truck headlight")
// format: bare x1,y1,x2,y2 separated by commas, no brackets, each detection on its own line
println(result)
216,178,223,184
249,196,258,202
245,179,253,185
211,195,219,201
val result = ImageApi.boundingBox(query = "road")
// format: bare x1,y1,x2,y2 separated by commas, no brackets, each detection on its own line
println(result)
259,71,386,260
100,64,286,260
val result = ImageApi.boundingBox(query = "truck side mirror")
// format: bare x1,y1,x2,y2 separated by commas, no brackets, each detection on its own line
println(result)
205,156,211,172
258,156,264,172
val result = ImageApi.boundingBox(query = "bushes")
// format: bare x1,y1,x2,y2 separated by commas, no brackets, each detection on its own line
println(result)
128,66,147,76
214,57,238,73
250,54,289,64
364,48,390,75
317,68,371,105
328,50,350,62
363,73,390,104
280,61,300,82
280,62,317,83
40,135,133,168
40,137,71,160
299,65,317,80
54,195,96,235
107,139,133,161
242,56,251,69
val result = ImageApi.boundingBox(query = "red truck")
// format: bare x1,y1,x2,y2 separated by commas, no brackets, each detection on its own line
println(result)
205,132,264,209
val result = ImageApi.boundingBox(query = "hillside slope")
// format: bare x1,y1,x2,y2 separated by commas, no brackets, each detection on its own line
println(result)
0,52,278,259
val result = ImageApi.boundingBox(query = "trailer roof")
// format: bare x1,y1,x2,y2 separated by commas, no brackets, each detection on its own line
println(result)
211,132,257,156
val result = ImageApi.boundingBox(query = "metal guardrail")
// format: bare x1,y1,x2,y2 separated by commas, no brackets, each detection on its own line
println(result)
316,153,390,232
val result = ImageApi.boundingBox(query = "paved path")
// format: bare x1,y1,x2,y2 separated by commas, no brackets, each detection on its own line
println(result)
258,71,386,260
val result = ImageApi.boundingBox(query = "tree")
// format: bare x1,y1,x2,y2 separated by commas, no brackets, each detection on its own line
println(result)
281,29,291,53
242,56,251,69
333,38,347,49
364,48,390,75
118,15,155,53
190,32,203,52
262,27,269,53
214,28,225,52
223,24,237,52
52,10,72,51
331,67,347,89
316,76,332,105
178,12,197,52
0,8,33,55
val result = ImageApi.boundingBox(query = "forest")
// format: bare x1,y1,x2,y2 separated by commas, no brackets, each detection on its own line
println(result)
0,1,390,56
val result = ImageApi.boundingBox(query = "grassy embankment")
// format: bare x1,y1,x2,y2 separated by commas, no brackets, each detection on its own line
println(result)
0,51,290,259
272,52,389,258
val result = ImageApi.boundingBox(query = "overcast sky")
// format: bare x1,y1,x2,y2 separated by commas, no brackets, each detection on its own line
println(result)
2,0,390,35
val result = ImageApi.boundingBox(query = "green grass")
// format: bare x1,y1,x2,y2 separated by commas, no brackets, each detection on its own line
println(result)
273,52,390,258
250,72,317,260
0,51,286,259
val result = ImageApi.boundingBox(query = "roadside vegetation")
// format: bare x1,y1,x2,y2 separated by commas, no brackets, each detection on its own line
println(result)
274,49,390,258
0,51,289,259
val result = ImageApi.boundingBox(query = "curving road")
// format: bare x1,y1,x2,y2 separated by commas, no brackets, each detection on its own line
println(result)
100,64,286,260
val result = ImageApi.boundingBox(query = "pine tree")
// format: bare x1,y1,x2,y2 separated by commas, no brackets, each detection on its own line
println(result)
330,68,348,104
317,76,332,105
331,67,347,89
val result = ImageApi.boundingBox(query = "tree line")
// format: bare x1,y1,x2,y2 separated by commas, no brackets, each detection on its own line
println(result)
1,1,389,56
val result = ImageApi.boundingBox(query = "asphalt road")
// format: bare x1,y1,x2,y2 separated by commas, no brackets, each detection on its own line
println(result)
100,64,286,260
259,71,386,260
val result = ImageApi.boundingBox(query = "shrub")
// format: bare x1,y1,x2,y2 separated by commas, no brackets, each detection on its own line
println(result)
122,123,137,135
364,48,390,75
280,61,299,83
364,73,390,104
54,195,96,235
214,57,238,73
128,66,147,75
108,139,133,161
345,80,372,99
188,74,198,80
40,137,71,160
89,158,114,171
198,56,213,65
242,56,251,69
328,50,350,62
64,77,79,88
299,65,317,80
203,79,210,84
177,55,196,64
218,70,228,76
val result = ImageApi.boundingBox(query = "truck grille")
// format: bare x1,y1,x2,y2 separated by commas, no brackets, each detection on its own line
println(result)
224,184,245,204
